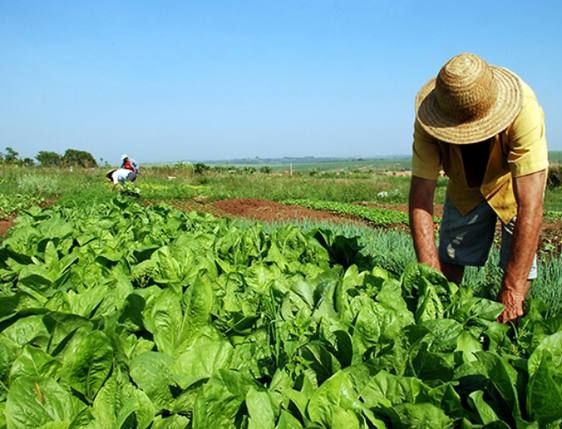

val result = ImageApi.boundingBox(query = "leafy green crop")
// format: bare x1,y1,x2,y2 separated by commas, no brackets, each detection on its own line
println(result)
0,194,43,220
284,199,409,225
0,199,561,428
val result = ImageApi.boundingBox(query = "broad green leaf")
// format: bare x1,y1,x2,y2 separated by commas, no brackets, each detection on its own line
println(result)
42,313,92,355
527,332,562,424
1,314,49,347
359,370,423,409
455,331,483,362
9,346,61,381
90,369,155,429
192,369,255,428
185,274,214,332
151,415,190,429
307,370,358,426
5,376,86,429
415,280,444,322
468,390,499,425
0,337,18,396
375,279,414,340
129,351,175,411
386,402,452,428
144,288,183,355
276,410,303,429
300,342,341,385
173,336,233,389
331,407,360,429
61,331,113,401
246,387,276,429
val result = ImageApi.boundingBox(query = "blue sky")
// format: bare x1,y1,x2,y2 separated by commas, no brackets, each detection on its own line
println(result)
1,1,561,164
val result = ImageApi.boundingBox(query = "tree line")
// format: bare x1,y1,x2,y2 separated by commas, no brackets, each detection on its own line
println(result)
0,147,98,168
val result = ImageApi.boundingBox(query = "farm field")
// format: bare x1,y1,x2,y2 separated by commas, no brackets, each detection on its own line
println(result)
2,163,562,427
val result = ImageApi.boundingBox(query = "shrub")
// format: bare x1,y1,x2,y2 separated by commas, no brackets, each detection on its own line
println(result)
17,174,61,195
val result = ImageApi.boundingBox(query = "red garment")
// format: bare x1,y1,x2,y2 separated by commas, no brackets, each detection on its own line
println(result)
122,159,134,171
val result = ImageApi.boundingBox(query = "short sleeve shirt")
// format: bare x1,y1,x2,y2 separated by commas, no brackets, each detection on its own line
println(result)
411,80,548,224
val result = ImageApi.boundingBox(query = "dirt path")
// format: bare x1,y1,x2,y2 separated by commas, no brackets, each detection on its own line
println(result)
212,198,370,225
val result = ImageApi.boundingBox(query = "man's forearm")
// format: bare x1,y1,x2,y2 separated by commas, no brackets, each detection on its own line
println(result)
410,208,440,269
504,171,546,289
503,204,543,290
409,177,439,270
497,170,546,323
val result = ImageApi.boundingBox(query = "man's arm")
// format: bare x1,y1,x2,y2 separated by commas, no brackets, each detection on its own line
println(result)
497,169,546,323
409,176,440,271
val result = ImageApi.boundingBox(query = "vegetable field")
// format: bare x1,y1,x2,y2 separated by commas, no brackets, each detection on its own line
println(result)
1,199,562,428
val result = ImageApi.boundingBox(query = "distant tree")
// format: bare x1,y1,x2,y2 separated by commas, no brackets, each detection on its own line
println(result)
21,157,35,167
259,166,272,174
36,151,62,167
62,149,98,168
3,147,19,163
193,162,210,175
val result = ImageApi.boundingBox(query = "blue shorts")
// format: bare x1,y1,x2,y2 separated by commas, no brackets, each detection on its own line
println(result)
438,199,537,280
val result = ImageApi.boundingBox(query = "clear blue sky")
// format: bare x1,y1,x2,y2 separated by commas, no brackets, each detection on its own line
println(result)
1,0,561,164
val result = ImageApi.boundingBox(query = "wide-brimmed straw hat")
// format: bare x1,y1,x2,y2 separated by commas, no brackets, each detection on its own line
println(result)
415,53,522,144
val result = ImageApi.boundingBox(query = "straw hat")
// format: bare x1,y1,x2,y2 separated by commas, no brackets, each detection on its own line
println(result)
415,53,522,144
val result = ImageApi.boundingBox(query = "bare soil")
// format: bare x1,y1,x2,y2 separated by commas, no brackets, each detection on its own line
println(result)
212,198,369,225
0,216,15,238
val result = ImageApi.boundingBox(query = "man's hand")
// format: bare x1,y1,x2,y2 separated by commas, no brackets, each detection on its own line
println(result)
497,284,529,323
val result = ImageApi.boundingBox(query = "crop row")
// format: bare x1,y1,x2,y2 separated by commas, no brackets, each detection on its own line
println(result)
0,194,43,220
284,199,409,225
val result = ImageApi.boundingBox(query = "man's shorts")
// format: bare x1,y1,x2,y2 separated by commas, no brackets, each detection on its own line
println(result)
438,199,537,280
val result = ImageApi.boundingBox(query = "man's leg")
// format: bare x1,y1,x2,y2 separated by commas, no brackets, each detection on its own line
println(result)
441,262,465,284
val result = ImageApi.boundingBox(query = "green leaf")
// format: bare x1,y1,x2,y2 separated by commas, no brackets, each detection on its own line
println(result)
144,288,183,355
173,336,233,389
192,369,255,428
9,346,61,381
527,332,562,424
151,414,190,429
276,410,303,429
300,342,341,385
1,314,49,347
90,369,155,429
387,402,452,428
307,370,358,426
5,376,85,429
61,331,113,401
129,351,175,411
359,370,423,409
185,274,214,332
246,387,276,429
468,390,500,425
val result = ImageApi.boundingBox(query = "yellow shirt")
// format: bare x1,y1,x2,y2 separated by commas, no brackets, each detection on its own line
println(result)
412,81,548,224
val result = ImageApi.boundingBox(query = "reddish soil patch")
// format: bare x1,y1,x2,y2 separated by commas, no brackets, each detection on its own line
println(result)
0,215,16,238
212,198,367,225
